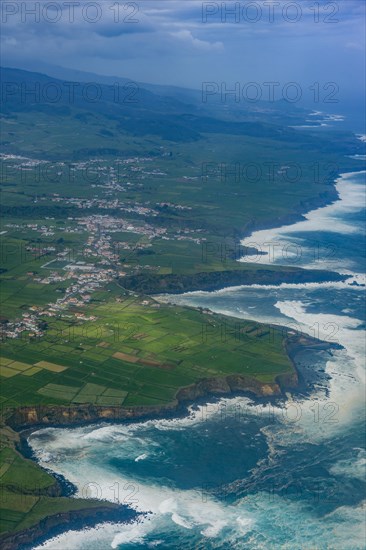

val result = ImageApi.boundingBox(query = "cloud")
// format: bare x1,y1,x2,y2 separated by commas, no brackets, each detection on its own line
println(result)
170,30,224,51
0,0,364,90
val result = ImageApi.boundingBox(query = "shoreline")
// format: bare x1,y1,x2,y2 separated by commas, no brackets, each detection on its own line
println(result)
0,505,140,550
120,167,366,297
120,267,347,296
5,328,336,433
237,163,365,241
239,168,366,265
2,165,363,550
4,331,338,550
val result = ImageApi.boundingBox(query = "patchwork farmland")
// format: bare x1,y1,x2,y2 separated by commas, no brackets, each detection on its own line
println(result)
0,292,293,410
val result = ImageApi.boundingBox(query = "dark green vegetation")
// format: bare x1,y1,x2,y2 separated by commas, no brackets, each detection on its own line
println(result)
0,67,365,544
1,67,341,149
121,268,345,294
0,427,126,544
1,68,364,263
1,288,294,410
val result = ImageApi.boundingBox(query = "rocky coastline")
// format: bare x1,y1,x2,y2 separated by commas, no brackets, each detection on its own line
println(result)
0,179,351,550
119,268,346,295
4,331,328,433
0,505,139,550
1,330,338,550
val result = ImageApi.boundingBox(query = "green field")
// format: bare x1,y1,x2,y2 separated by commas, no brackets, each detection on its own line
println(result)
0,287,294,541
1,67,365,543
0,428,120,537
0,289,293,410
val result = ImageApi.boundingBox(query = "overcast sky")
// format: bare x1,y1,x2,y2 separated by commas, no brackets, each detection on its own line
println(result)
1,0,365,99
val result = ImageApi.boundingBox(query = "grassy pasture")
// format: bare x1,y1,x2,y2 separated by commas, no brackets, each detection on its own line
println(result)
1,77,363,542
0,292,293,409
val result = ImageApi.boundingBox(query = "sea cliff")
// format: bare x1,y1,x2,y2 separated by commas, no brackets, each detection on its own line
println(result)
120,268,346,295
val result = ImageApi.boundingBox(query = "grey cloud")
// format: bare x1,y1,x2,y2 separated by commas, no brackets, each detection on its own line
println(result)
1,0,365,92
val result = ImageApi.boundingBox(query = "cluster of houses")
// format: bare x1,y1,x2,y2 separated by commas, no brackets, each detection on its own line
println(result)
1,152,210,342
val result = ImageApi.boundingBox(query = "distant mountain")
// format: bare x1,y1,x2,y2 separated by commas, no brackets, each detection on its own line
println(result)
1,66,313,145
11,62,203,106
2,64,312,124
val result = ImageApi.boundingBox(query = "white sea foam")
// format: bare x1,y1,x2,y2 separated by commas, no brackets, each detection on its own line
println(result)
135,453,148,462
159,289,365,442
111,520,155,547
349,154,366,160
31,364,365,550
271,299,365,438
158,279,365,301
31,435,255,548
235,493,366,550
239,170,366,272
34,523,134,550
329,448,366,481
31,167,366,549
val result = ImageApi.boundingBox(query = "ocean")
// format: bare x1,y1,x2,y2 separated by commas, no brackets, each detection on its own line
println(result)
29,164,365,549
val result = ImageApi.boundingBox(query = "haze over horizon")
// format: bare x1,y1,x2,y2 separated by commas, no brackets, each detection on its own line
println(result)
1,2,366,550
2,0,365,97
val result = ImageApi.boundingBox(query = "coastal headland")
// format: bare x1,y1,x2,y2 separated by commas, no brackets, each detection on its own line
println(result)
1,66,365,549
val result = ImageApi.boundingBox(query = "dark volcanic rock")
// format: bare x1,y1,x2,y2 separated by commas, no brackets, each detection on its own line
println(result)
120,268,346,295
0,506,138,550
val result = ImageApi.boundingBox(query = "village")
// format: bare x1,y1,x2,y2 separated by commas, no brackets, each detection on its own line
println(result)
0,152,208,342
1,215,205,342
